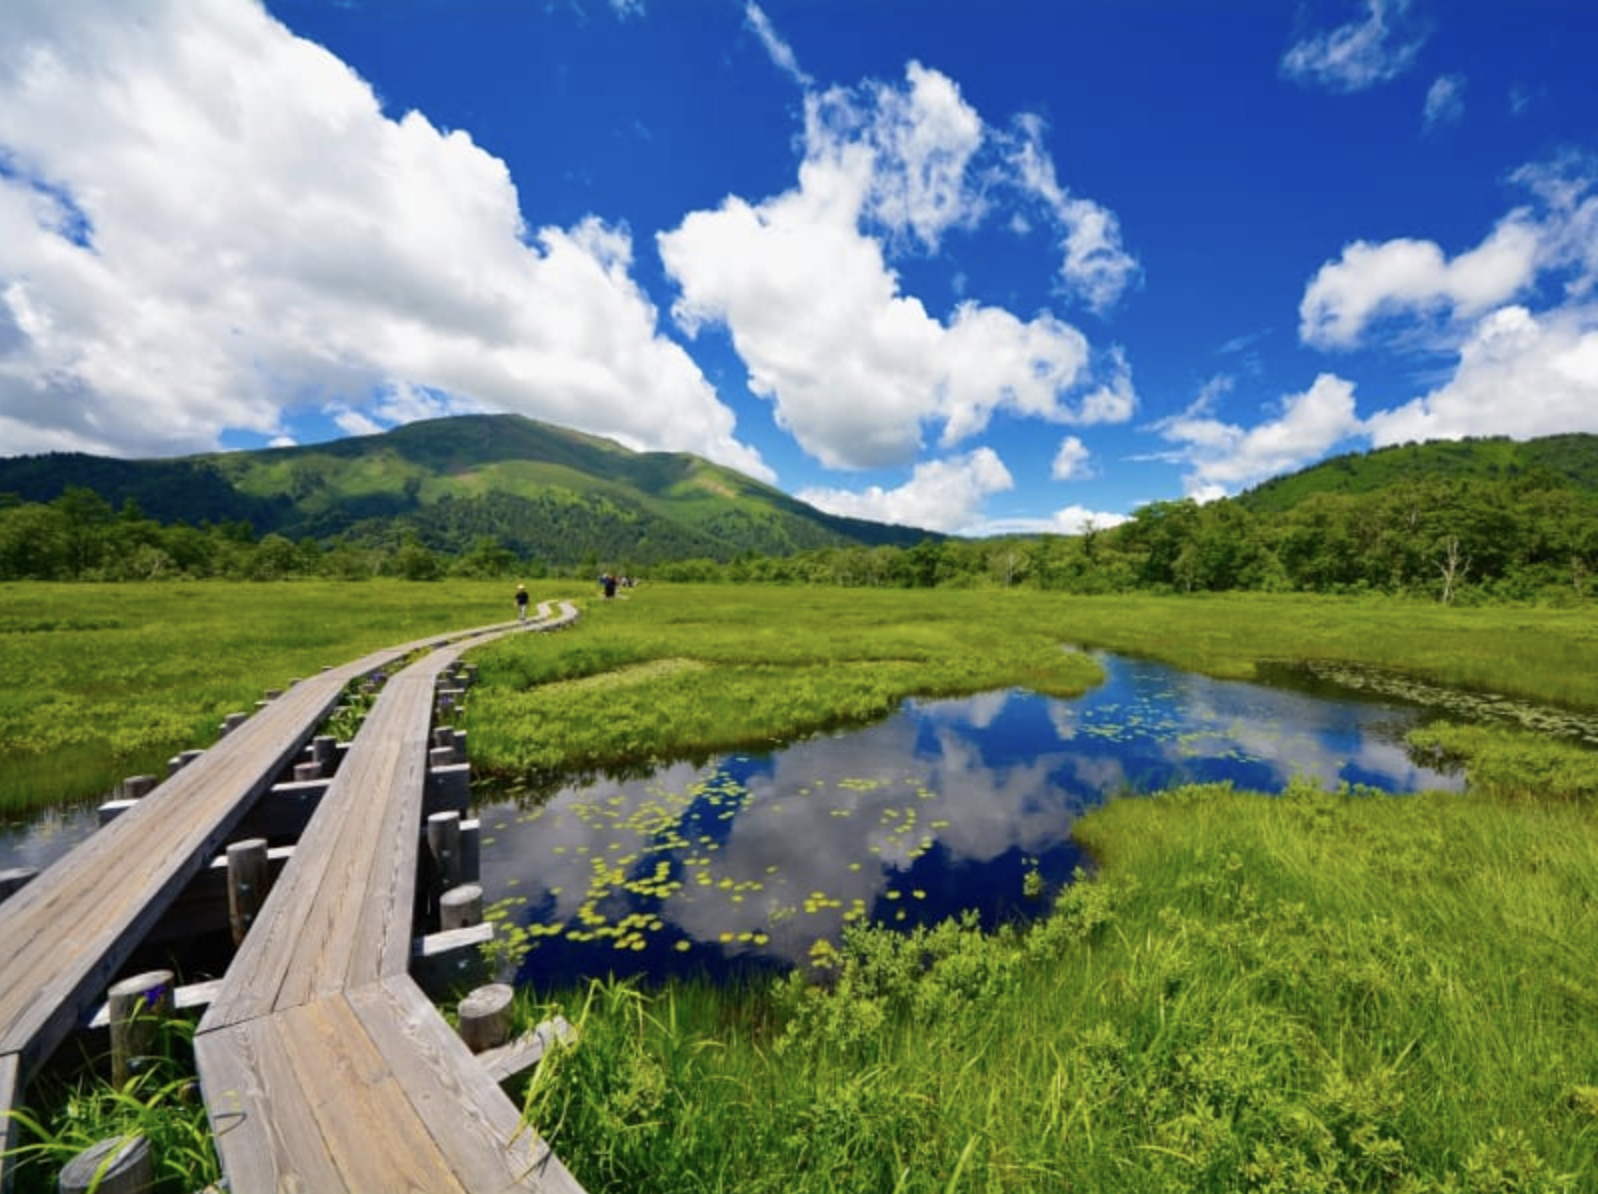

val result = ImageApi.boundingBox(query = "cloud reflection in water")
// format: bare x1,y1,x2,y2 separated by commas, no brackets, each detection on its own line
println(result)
475,651,1461,990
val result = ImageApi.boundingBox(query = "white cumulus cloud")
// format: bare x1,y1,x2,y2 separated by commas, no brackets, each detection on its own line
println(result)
660,54,1135,474
1293,152,1598,452
1299,220,1543,349
0,0,769,479
982,505,1130,536
1006,113,1140,312
1364,304,1598,445
1152,373,1364,497
1051,435,1093,481
798,448,1014,535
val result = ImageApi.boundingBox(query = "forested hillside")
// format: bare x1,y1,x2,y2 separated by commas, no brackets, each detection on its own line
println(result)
1235,434,1598,513
0,414,929,575
2,426,1594,603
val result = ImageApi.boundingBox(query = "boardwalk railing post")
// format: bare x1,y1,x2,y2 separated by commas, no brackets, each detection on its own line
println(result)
226,839,271,947
427,811,463,893
311,734,338,769
439,883,483,931
457,983,514,1053
108,971,174,1089
58,1133,154,1194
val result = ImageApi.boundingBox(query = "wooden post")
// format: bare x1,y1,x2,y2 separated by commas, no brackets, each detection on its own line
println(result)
219,712,249,737
429,743,456,768
457,983,514,1053
427,812,462,892
58,1133,154,1194
227,839,271,947
121,775,155,799
439,883,483,931
426,762,471,815
292,761,323,782
311,734,338,768
108,971,173,1088
459,818,480,882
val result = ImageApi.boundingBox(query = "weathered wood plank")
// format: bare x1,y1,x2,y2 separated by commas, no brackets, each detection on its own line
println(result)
280,994,467,1193
351,977,586,1193
196,1016,346,1194
348,674,438,987
477,1017,576,1086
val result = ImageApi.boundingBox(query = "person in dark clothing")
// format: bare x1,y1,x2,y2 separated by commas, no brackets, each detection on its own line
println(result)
515,583,529,622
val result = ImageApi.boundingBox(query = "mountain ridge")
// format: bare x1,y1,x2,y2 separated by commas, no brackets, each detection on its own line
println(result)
0,414,933,566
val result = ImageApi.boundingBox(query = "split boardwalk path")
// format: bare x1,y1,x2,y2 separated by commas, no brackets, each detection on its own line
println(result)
0,601,586,1193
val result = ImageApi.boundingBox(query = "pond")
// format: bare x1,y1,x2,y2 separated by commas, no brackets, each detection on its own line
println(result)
0,650,1468,984
472,649,1463,992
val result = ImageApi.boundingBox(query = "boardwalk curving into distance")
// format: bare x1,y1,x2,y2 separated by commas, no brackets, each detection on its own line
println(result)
0,601,583,1193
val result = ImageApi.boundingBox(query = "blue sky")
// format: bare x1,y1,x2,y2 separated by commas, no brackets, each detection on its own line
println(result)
2,1,1596,535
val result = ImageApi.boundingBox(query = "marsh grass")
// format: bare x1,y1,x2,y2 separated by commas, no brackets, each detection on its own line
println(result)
0,579,583,815
518,781,1598,1192
1,1015,217,1194
8,581,1598,1190
465,585,1598,787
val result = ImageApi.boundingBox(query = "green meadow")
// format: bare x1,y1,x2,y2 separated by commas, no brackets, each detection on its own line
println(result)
3,582,1598,1192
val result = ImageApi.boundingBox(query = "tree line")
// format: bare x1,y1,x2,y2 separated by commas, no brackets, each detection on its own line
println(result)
3,469,1595,603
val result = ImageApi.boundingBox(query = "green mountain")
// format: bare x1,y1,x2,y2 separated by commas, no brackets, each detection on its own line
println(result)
1233,434,1598,515
0,414,934,565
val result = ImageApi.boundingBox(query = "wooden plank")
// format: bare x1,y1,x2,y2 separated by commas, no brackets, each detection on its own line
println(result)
88,979,222,1029
478,1017,576,1085
351,978,586,1193
277,994,466,1194
349,675,437,987
199,773,361,1026
196,1016,346,1194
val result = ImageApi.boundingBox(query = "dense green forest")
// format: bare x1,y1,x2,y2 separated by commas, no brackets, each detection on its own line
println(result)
2,424,1596,603
4,467,1595,604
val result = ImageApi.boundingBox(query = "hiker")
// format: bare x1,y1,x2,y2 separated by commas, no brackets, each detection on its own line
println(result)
515,583,529,622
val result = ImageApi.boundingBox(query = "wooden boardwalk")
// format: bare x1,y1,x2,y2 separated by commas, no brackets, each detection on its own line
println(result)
0,604,582,1193
195,605,584,1192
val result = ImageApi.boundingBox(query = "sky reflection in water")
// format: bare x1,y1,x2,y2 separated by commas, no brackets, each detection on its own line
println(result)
477,651,1461,991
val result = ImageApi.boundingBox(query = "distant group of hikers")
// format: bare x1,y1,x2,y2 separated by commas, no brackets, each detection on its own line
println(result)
514,573,631,621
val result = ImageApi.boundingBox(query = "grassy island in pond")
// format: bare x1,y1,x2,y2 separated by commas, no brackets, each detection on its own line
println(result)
2,582,1597,1192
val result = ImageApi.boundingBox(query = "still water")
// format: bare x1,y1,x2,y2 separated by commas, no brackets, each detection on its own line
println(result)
474,650,1461,991
0,651,1464,983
